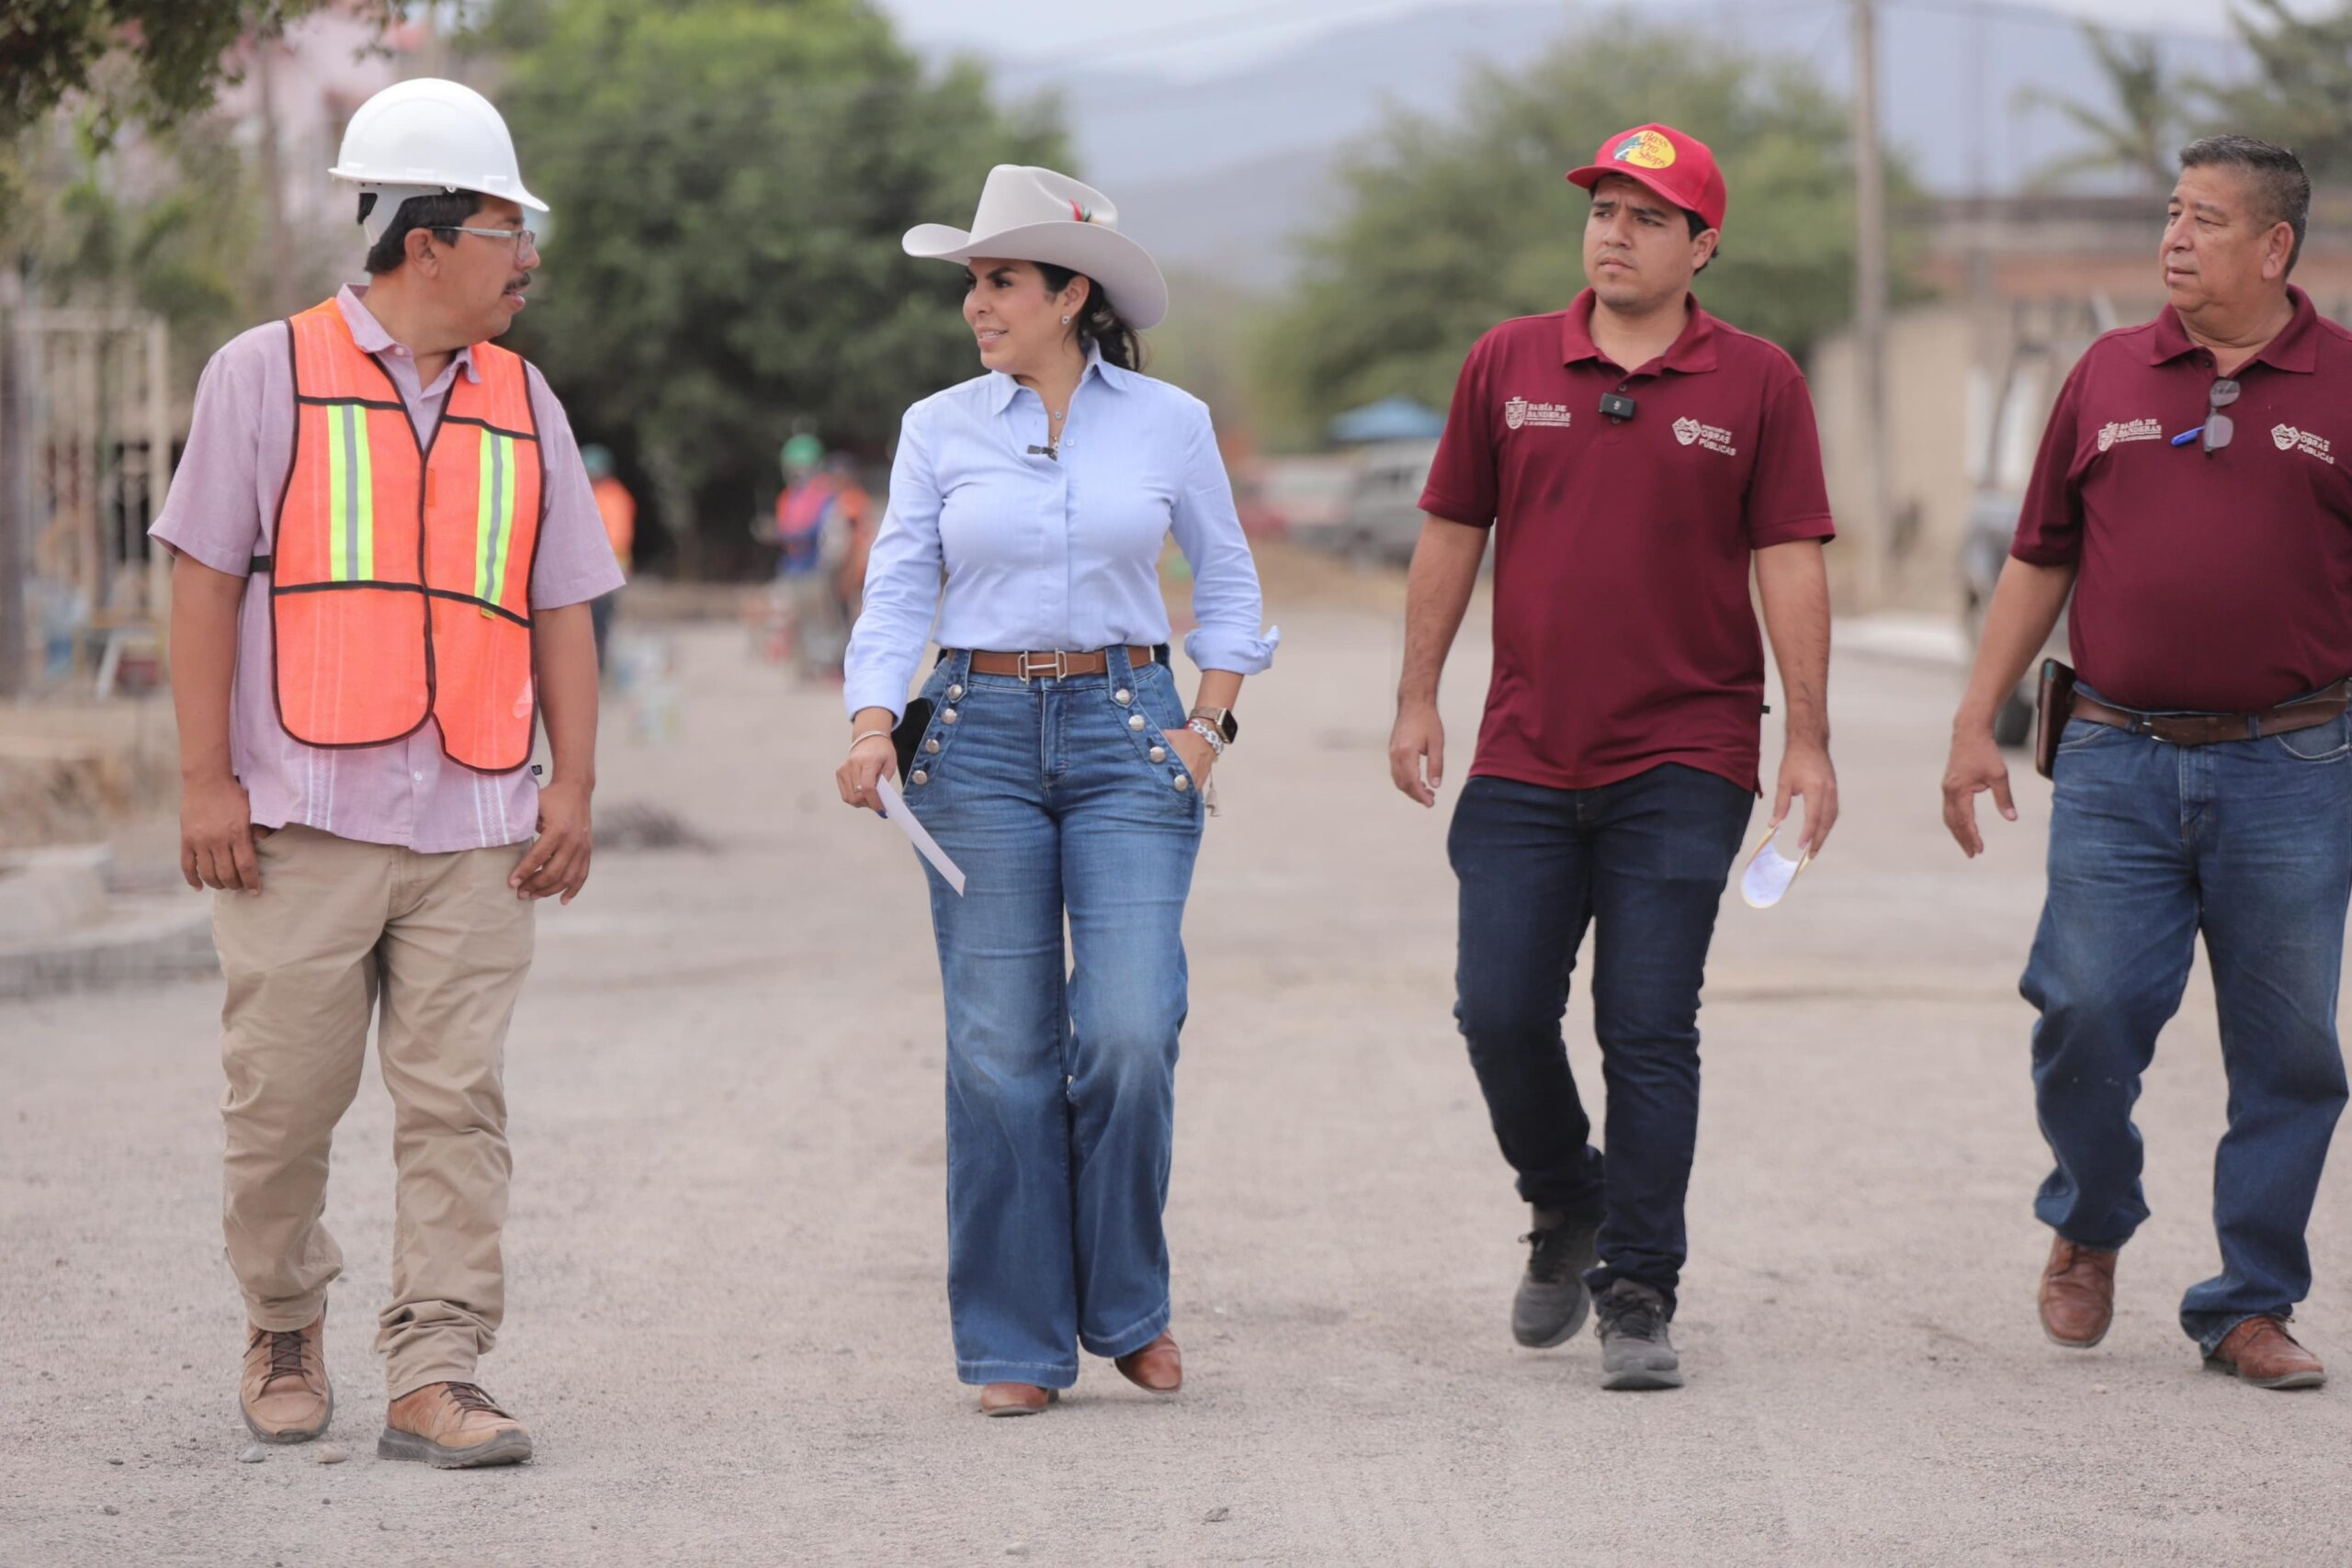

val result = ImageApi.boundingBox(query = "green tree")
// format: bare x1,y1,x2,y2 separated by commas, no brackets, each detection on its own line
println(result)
1253,26,1916,447
0,0,393,214
2203,0,2352,179
481,0,1064,574
15,106,293,344
2015,25,2181,193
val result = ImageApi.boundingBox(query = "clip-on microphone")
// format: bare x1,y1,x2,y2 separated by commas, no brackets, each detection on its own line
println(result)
1600,391,1638,423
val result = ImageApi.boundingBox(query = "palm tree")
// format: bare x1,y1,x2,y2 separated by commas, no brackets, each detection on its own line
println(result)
2201,0,2352,181
2013,24,2180,194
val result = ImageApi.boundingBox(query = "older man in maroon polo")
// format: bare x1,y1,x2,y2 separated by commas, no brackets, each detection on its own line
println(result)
1945,134,2348,1390
1389,122,1838,1390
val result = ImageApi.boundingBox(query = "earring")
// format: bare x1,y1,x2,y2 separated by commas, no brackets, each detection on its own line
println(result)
1061,315,1071,324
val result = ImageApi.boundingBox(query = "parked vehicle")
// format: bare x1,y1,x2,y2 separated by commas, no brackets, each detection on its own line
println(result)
1331,438,1439,566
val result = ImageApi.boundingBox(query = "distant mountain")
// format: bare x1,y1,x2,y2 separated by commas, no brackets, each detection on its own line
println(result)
949,1,2251,291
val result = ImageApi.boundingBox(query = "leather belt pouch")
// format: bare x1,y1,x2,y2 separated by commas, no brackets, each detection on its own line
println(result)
2034,658,2077,781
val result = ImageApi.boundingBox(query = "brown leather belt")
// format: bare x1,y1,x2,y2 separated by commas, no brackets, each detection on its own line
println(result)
2073,681,2352,746
963,646,1159,681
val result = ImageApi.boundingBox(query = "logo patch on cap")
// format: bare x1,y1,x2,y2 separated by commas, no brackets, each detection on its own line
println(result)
1612,130,1678,171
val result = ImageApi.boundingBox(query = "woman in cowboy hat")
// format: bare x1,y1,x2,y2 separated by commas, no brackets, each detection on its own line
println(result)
836,165,1278,1416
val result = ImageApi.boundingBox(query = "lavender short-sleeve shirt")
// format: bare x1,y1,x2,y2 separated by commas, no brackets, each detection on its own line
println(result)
151,286,623,852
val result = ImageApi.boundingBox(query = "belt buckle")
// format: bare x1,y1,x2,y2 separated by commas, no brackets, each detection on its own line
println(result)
1017,649,1069,683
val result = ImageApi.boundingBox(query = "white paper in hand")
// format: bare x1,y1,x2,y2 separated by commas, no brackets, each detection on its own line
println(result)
876,775,967,896
1739,829,1811,909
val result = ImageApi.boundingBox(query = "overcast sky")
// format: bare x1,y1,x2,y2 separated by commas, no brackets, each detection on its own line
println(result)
872,0,2309,73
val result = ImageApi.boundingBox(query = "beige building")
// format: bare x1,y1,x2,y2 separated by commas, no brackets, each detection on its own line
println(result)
1811,194,2352,615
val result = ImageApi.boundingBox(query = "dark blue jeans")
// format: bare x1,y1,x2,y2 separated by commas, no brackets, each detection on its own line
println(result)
1448,764,1753,1314
2025,688,2352,1352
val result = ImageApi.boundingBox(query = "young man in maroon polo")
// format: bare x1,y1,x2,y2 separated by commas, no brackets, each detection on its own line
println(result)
1944,134,2349,1391
1389,123,1838,1390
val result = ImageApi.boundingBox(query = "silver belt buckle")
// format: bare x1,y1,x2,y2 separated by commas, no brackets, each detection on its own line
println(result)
1018,649,1069,683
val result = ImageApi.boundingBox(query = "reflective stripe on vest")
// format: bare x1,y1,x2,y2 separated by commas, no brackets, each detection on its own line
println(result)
477,428,519,609
268,299,546,773
325,400,376,582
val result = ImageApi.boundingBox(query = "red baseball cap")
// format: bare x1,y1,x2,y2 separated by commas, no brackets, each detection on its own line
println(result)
1566,123,1727,233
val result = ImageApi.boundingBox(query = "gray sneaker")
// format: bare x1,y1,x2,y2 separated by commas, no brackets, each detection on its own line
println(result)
1512,1208,1600,1348
1595,1280,1683,1390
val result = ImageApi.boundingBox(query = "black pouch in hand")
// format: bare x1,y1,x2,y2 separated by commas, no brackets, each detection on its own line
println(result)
2034,659,2077,781
892,698,934,780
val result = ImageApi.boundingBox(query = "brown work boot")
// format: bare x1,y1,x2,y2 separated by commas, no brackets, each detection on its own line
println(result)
2038,1237,2118,1348
1114,1332,1182,1394
2206,1316,2326,1391
378,1382,534,1468
978,1383,1057,1417
240,1316,332,1442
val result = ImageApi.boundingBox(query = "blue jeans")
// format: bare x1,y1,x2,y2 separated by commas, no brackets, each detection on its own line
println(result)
1447,764,1753,1313
901,647,1204,1387
2025,687,2352,1351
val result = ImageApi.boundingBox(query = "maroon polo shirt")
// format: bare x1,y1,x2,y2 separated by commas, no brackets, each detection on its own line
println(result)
2011,287,2352,713
1420,290,1835,794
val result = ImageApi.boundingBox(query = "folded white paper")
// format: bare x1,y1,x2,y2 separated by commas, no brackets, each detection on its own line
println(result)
876,775,966,895
1739,829,1812,909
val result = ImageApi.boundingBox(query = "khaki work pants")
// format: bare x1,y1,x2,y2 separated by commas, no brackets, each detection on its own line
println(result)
212,825,535,1397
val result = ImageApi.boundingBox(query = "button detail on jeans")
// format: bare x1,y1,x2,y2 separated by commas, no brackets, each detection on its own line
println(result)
1114,688,1132,705
924,737,941,754
947,684,964,701
1173,774,1192,792
1128,713,1147,731
1148,745,1166,762
942,708,959,725
911,769,929,784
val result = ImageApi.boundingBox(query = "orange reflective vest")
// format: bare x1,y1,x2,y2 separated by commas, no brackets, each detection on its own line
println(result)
268,299,545,774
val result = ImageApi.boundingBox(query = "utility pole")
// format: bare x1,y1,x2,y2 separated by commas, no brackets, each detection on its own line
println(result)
256,38,290,315
1851,0,1894,610
0,269,30,697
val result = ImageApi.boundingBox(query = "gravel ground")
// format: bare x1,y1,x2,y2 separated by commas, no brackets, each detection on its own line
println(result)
6,572,2348,1566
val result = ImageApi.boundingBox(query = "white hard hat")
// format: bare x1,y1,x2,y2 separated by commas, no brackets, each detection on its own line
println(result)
331,77,547,243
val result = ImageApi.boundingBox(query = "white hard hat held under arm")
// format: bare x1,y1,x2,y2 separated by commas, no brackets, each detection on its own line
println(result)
332,77,547,243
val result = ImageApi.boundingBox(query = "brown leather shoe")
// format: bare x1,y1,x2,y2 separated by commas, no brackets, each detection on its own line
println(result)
2206,1316,2326,1390
978,1383,1057,1417
1114,1332,1182,1394
378,1382,534,1468
241,1316,331,1442
2038,1237,2118,1348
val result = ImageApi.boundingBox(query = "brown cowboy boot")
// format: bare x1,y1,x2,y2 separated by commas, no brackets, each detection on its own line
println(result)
1114,1332,1182,1394
978,1383,1057,1417
2206,1316,2326,1391
2038,1237,2118,1348
240,1316,332,1442
379,1382,534,1468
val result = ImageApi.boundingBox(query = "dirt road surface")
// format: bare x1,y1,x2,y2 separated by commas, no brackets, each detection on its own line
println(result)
7,563,2348,1565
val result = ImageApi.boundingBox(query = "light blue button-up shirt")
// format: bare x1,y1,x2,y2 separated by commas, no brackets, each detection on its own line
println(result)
843,353,1280,718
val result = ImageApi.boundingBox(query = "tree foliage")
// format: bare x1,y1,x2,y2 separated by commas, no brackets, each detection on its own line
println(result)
0,1,392,208
2204,0,2352,180
2016,26,2182,194
481,0,1064,573
1252,26,1916,447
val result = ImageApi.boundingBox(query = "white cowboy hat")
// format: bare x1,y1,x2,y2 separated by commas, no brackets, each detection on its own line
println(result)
903,165,1169,332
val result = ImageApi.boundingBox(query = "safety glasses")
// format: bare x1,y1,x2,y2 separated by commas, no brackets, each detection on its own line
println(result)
445,226,539,262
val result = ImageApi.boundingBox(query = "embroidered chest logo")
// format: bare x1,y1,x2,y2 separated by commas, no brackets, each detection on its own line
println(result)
1504,396,1573,431
1672,416,1738,457
2274,423,2336,465
2096,418,2162,453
